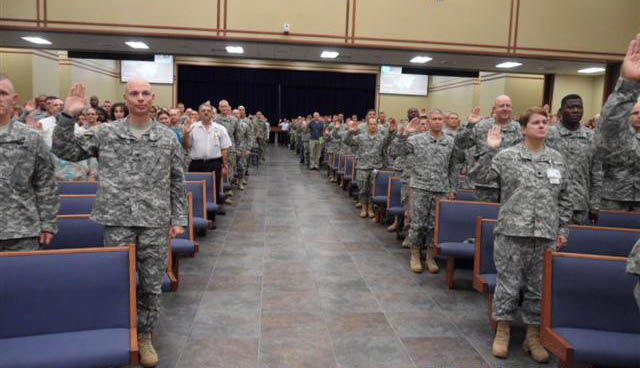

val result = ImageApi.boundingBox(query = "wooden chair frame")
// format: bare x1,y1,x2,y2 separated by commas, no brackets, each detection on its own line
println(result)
0,246,139,365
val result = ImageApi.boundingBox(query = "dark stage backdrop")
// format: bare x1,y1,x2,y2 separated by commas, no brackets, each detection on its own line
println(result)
177,65,376,123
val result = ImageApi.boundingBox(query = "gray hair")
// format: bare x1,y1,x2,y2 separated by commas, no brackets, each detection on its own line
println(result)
428,109,443,119
198,103,216,113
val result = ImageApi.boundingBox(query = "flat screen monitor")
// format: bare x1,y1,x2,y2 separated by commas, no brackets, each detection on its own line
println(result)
121,55,174,84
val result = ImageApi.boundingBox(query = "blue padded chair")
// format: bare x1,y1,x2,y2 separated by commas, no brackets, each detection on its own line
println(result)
371,170,394,223
185,181,209,237
597,209,640,229
563,225,640,257
185,172,219,213
0,246,139,368
47,215,105,249
336,154,346,183
542,252,640,368
58,195,96,215
343,155,354,185
386,177,405,240
434,199,500,289
58,181,98,195
455,189,477,201
473,218,497,295
171,192,197,258
49,216,178,292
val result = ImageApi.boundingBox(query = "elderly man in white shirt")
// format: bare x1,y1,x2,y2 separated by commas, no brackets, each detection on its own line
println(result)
183,102,231,205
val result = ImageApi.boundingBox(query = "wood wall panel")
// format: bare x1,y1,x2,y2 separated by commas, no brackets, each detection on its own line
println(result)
354,0,511,50
516,0,639,57
46,0,218,29
226,0,346,38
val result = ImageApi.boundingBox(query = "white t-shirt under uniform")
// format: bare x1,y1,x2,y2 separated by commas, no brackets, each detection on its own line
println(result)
188,121,232,160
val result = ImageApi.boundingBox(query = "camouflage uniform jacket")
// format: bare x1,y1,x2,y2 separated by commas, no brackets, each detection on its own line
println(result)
454,118,522,188
250,118,260,148
546,123,602,211
595,77,640,202
628,239,640,276
325,122,338,154
343,130,392,170
258,119,270,142
236,117,254,153
389,132,458,193
52,114,187,228
470,143,572,239
0,120,59,239
334,125,355,154
216,115,239,151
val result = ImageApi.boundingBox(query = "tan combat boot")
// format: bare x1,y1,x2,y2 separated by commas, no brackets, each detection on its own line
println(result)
224,197,233,205
523,325,549,363
359,204,368,218
401,237,410,248
227,190,234,197
243,178,248,185
238,182,245,191
355,201,362,208
387,217,399,232
138,333,159,367
492,321,510,358
410,248,423,273
367,203,376,218
425,248,439,273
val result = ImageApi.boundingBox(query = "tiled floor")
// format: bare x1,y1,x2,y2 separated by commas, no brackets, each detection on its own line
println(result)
149,145,555,368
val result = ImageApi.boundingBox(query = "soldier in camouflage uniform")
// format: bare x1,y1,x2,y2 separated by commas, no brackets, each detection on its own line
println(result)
596,74,640,211
455,98,522,202
343,117,393,218
52,80,187,368
301,118,311,167
0,74,59,251
597,34,640,310
470,106,572,363
235,106,254,189
216,100,238,193
255,111,269,163
390,110,457,273
546,94,602,224
324,118,340,182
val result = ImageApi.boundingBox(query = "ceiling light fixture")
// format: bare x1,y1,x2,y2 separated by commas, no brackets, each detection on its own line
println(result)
578,67,606,74
125,41,149,49
21,36,52,45
496,61,522,69
410,56,432,64
226,46,244,54
321,51,339,59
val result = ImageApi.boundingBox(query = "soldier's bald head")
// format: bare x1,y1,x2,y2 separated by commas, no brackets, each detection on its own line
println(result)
0,73,16,94
125,78,152,94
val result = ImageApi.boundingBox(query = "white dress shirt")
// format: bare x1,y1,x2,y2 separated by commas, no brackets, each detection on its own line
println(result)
188,121,232,159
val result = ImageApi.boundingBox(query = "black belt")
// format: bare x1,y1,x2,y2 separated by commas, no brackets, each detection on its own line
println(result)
191,157,222,163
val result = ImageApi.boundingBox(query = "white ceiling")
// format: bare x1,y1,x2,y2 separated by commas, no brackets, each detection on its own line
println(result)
0,29,608,76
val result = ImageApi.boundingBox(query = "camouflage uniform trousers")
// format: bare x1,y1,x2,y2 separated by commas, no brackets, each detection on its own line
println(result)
407,188,447,251
492,234,555,324
474,186,500,203
302,141,310,166
259,139,267,162
356,169,375,205
236,152,248,180
0,237,39,251
228,151,237,184
104,226,168,334
601,199,640,211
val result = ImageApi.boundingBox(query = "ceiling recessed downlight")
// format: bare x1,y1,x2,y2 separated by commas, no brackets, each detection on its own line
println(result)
410,56,433,64
226,46,244,54
496,62,522,69
578,67,606,74
125,41,149,49
321,51,339,59
21,37,52,45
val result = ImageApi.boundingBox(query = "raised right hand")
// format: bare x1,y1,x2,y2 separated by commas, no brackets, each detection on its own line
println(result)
63,83,87,117
347,120,358,133
468,106,482,124
487,126,503,149
405,118,419,134
621,33,640,82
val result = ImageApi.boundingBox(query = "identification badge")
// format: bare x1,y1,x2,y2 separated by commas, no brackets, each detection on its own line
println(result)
547,168,561,184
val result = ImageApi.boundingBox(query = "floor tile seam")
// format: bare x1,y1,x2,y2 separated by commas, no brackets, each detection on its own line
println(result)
173,167,250,367
345,248,419,368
